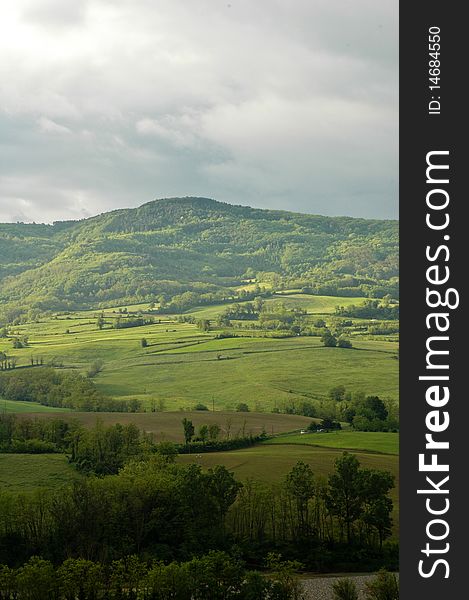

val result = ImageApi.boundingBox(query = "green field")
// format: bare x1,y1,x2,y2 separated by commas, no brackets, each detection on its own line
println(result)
184,293,364,319
0,454,82,493
178,444,399,532
178,445,398,484
1,299,398,412
264,431,399,455
0,439,399,531
0,398,72,413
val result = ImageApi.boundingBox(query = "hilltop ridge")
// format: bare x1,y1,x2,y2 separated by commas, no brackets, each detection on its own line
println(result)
0,197,398,317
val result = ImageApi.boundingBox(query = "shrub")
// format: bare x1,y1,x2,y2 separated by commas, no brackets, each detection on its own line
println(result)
266,553,305,600
365,570,399,600
236,403,250,412
333,578,359,600
87,359,104,378
321,330,337,347
337,338,353,349
8,439,59,454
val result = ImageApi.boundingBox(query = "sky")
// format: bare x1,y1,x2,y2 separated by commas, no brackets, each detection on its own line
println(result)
0,0,398,223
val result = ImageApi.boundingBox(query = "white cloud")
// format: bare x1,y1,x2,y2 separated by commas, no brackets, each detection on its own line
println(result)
37,116,72,135
136,116,199,149
0,0,398,222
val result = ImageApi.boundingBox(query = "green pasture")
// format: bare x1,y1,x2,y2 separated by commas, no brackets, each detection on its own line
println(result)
178,444,398,484
264,431,399,455
185,294,363,319
2,331,399,413
263,293,364,313
95,340,398,411
0,454,82,493
0,398,71,413
1,295,398,412
178,444,399,533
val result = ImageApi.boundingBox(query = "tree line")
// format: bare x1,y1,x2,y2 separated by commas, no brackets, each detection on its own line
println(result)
0,369,141,412
327,387,399,432
335,298,399,320
0,416,265,473
0,450,395,572
0,552,306,600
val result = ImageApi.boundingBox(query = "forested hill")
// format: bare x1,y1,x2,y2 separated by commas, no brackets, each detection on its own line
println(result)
0,197,398,316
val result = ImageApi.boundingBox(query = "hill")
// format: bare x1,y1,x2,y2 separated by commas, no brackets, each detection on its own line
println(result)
0,197,398,320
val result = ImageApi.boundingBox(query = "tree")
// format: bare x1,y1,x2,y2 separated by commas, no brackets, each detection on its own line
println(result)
182,418,195,445
285,461,315,537
321,330,337,347
342,404,356,424
0,352,8,371
57,558,103,600
329,385,346,401
236,402,249,412
208,423,221,441
363,396,388,421
253,296,265,313
320,417,341,431
12,336,28,349
16,557,57,599
157,441,178,462
141,337,148,348
326,452,363,543
206,465,243,532
199,424,209,442
96,316,105,330
197,319,210,332
87,359,104,378
360,470,394,548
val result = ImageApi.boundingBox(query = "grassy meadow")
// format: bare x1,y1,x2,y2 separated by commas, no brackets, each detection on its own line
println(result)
1,292,399,532
1,293,398,412
0,454,82,493
178,444,400,534
264,430,399,455
0,398,72,413
185,293,362,319
177,444,399,486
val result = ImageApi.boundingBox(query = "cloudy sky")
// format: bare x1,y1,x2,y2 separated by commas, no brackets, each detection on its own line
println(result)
0,0,398,223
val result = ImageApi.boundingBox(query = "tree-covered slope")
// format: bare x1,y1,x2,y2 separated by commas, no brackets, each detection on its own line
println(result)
0,197,398,315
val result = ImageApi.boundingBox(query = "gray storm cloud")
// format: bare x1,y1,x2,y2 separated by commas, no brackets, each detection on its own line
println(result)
0,0,398,223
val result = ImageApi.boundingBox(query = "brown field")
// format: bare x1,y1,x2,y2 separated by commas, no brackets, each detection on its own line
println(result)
17,411,314,443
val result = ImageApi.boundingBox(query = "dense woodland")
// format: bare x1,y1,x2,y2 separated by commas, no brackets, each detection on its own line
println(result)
0,197,398,321
0,415,396,570
0,552,309,599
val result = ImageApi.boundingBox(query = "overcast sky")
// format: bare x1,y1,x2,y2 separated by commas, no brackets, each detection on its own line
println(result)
0,0,398,223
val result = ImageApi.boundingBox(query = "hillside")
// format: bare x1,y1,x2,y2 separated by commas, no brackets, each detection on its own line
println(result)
0,197,398,319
